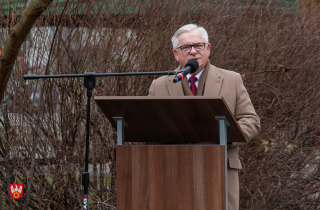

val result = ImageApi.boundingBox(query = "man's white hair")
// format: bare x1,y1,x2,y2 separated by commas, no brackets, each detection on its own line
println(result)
171,24,209,49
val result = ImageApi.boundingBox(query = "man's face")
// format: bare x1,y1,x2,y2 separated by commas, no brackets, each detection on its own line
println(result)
173,29,211,76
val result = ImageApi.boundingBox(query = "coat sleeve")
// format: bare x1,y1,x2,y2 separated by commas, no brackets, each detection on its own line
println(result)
233,73,260,144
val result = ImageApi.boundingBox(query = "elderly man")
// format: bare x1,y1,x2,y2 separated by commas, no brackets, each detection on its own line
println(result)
149,24,260,210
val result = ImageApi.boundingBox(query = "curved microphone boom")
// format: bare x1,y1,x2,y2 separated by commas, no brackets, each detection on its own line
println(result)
173,59,199,83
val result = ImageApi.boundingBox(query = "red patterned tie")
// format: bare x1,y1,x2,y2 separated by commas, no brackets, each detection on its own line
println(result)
189,76,198,96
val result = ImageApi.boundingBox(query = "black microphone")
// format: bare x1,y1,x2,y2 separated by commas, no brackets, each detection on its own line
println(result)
173,59,199,83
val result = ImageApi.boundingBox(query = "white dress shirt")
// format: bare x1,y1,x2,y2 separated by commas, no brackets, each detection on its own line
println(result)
186,69,204,88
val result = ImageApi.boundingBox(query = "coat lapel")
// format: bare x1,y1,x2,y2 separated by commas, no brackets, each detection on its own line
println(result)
165,63,222,97
166,65,184,96
203,64,223,97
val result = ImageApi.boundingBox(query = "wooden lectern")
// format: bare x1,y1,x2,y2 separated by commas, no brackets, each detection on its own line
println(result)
95,96,247,210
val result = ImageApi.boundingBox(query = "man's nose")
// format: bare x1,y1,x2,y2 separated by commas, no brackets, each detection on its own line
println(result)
190,46,198,54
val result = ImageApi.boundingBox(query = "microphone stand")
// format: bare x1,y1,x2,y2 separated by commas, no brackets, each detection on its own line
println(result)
23,71,176,210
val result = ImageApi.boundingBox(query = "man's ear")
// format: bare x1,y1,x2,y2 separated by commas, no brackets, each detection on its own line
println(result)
173,49,179,61
207,43,211,56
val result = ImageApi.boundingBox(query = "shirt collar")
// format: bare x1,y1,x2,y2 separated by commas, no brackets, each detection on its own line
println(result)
187,69,204,81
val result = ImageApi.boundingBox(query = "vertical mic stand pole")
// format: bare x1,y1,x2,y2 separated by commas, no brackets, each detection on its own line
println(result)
82,73,96,210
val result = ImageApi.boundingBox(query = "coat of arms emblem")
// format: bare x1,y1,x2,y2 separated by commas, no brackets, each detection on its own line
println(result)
10,184,23,199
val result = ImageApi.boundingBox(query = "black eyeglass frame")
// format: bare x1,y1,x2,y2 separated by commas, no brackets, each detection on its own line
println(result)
176,42,208,53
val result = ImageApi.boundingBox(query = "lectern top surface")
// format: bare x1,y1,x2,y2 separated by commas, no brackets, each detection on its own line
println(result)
95,96,247,143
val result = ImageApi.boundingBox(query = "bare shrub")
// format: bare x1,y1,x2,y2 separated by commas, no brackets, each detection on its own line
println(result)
1,0,320,209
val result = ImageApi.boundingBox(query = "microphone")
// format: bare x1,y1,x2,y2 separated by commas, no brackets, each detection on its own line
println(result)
173,59,199,83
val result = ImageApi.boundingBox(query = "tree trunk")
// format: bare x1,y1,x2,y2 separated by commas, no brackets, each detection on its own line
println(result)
0,0,53,104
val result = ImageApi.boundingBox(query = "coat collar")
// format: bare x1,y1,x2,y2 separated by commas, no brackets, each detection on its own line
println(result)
165,62,223,96
203,63,223,97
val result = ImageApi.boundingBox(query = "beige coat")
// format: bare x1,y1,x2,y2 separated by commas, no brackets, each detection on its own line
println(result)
149,62,260,210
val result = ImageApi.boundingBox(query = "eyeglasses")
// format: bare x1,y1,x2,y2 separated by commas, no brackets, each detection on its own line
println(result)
176,43,207,53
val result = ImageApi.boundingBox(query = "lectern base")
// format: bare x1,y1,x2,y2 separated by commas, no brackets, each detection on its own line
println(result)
117,145,226,210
